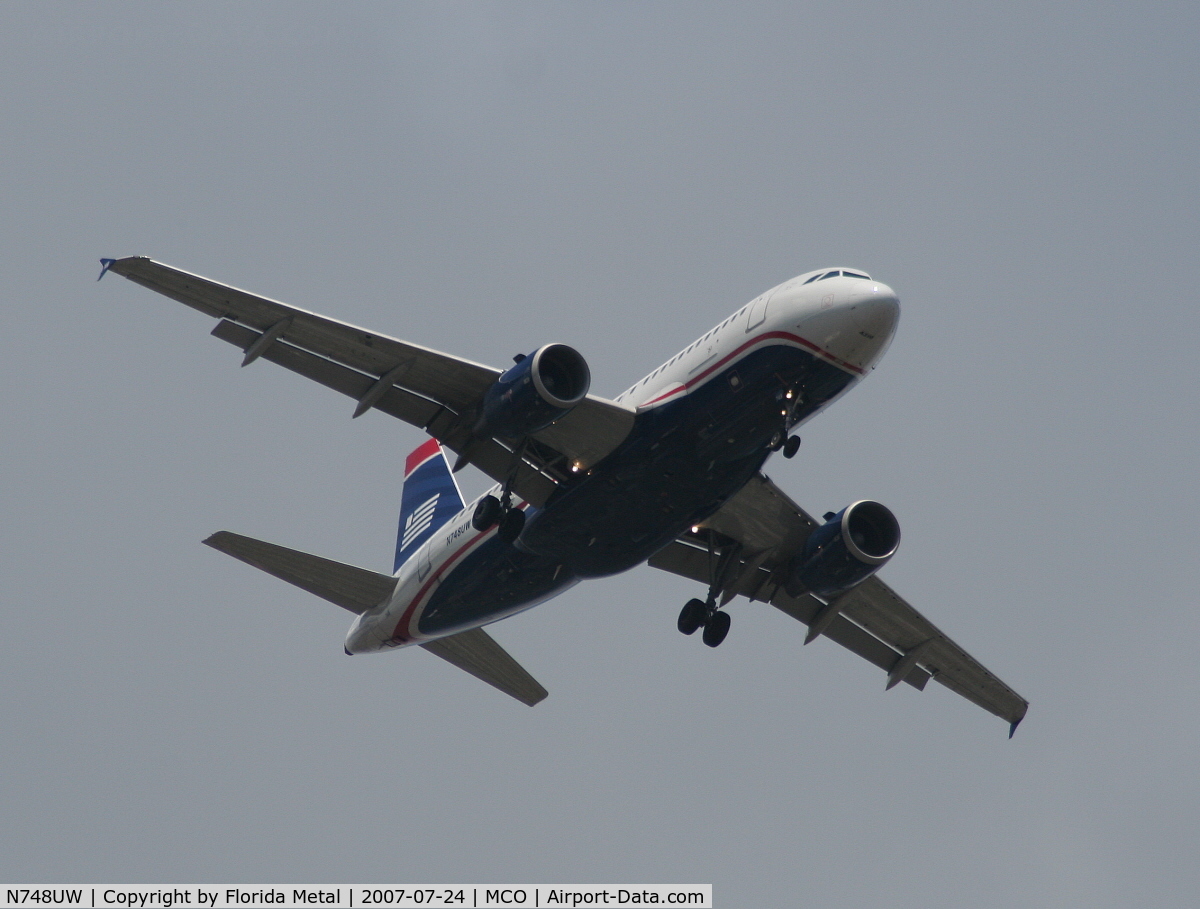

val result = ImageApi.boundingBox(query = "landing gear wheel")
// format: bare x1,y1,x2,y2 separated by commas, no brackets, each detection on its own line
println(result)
702,610,731,647
472,495,502,531
768,431,784,452
496,507,526,544
783,435,801,459
677,598,709,635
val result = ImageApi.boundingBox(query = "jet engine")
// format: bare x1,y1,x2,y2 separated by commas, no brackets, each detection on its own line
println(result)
785,500,900,599
477,343,591,439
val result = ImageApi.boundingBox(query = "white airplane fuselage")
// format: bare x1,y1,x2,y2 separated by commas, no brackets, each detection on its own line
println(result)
345,269,899,654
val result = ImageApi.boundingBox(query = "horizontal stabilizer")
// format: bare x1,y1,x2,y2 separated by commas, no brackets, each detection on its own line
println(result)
203,531,396,614
421,627,548,706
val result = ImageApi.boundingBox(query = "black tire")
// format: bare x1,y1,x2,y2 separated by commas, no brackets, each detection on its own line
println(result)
472,495,502,531
702,610,731,647
783,435,801,459
677,598,708,635
768,431,784,451
497,507,526,543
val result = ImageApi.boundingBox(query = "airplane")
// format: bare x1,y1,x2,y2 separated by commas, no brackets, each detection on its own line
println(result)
99,257,1028,735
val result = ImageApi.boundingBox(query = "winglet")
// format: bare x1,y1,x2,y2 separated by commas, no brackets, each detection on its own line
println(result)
1008,716,1024,739
97,258,117,281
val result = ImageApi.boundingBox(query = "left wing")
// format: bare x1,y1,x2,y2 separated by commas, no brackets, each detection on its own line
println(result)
648,474,1029,734
103,257,635,506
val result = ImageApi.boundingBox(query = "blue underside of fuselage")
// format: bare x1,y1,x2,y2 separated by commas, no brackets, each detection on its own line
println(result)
415,343,854,637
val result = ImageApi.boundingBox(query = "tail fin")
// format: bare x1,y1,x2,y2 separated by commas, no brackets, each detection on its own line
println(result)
395,438,466,572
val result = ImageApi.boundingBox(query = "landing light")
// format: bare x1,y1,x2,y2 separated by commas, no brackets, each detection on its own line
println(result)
571,461,583,473
691,525,700,534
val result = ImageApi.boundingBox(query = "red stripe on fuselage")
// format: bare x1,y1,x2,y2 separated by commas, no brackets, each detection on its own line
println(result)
641,331,864,407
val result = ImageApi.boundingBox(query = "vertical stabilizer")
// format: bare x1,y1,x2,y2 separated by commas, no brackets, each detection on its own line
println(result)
395,438,466,573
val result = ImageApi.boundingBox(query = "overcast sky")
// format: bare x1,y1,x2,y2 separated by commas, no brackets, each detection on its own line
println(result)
3,3,1198,905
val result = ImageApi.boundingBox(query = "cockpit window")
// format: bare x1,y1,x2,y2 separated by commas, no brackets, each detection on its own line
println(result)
805,269,872,283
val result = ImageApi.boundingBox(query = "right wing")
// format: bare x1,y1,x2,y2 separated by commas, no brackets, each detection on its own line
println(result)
648,474,1029,734
105,257,635,506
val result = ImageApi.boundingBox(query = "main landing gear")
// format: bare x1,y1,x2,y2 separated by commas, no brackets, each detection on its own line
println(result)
676,528,742,648
470,438,530,544
472,494,526,543
677,598,731,647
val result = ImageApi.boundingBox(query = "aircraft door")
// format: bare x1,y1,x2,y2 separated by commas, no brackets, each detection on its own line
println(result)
417,540,433,581
746,293,770,332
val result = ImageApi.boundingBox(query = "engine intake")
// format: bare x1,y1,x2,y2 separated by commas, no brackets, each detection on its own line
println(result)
785,500,900,600
478,343,591,439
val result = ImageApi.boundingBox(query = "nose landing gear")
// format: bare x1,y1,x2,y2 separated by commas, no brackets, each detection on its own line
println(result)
769,388,802,458
769,431,801,458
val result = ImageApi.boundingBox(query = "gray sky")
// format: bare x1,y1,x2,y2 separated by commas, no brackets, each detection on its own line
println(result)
3,2,1198,905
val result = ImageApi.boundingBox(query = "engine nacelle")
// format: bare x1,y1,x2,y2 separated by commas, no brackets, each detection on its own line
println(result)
478,343,591,439
785,500,900,600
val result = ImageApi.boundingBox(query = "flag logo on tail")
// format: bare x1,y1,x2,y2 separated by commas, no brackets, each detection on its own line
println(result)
401,493,439,550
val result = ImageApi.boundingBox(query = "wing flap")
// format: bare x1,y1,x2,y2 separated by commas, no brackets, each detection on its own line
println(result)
209,319,560,507
420,627,548,706
203,531,396,614
767,588,930,690
110,257,498,412
532,397,636,470
700,472,819,555
211,320,446,430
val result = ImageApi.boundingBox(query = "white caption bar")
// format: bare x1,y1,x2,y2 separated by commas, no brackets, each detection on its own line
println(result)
1,887,712,909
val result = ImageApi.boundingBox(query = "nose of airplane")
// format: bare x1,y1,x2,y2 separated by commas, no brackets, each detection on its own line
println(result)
850,283,900,339
798,281,899,373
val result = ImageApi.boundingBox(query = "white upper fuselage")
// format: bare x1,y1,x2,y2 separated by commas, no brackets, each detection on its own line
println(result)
615,267,898,412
